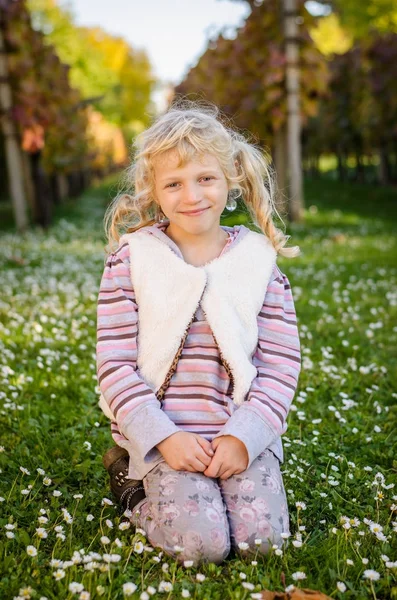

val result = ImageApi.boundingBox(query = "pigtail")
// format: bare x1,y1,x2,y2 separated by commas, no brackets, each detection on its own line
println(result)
232,137,301,259
103,158,158,255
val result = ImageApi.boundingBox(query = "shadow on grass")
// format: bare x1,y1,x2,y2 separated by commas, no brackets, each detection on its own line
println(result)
303,177,397,231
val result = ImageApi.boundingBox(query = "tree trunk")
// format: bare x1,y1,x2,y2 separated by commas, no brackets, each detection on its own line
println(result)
337,147,346,182
314,155,320,177
0,27,29,231
50,173,60,205
273,124,288,215
355,151,365,183
378,144,390,186
57,173,69,202
283,0,304,222
21,151,35,219
307,155,319,178
30,152,52,228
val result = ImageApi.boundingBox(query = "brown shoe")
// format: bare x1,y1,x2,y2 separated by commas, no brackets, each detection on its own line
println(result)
102,446,146,513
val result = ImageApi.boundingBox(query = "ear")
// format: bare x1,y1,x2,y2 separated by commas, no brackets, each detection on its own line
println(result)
232,159,239,178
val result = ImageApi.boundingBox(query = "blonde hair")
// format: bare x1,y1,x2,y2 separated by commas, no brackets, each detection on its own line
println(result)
104,99,300,258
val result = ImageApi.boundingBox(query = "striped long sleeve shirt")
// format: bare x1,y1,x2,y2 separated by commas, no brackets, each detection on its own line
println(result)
96,222,301,480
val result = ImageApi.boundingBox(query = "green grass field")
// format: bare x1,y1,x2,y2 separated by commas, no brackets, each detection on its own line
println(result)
0,175,396,599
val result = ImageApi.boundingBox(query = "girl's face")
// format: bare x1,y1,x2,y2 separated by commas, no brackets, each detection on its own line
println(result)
153,150,229,238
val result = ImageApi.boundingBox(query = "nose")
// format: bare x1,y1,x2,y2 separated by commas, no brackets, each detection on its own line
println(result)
183,181,203,204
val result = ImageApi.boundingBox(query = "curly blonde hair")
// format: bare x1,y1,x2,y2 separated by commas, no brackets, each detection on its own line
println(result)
103,98,300,258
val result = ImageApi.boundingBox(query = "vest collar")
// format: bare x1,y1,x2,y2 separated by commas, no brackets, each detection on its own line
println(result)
118,225,277,407
139,220,250,260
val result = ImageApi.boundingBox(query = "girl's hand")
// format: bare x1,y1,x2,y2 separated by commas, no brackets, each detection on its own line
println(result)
156,431,214,472
203,435,249,480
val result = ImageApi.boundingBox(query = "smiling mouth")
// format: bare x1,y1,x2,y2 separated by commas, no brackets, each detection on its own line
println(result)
181,207,210,215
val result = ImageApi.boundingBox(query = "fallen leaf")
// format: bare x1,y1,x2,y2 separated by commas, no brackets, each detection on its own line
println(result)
9,256,27,265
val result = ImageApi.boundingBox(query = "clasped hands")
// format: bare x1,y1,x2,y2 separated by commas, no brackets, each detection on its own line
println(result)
156,431,249,480
203,434,249,480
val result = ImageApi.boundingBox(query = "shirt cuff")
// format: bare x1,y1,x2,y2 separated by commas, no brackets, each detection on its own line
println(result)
120,402,182,464
212,404,277,470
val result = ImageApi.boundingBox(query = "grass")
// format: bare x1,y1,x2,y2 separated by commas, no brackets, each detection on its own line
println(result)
0,174,396,600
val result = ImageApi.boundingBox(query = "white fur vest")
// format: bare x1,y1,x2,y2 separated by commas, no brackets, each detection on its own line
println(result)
98,228,277,420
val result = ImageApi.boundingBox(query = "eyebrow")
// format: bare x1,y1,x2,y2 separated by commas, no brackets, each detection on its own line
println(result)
160,169,219,183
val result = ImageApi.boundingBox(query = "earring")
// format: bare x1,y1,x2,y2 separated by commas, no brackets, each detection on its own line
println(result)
155,204,167,222
225,193,237,212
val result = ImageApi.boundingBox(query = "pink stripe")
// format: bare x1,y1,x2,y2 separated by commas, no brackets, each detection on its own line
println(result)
100,367,136,392
98,343,137,355
98,306,135,317
257,369,299,387
98,346,137,356
101,270,129,280
251,379,292,403
117,396,154,421
259,321,296,335
175,363,228,377
163,401,226,412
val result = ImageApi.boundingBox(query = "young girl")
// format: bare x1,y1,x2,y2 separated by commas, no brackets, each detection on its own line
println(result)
96,101,301,567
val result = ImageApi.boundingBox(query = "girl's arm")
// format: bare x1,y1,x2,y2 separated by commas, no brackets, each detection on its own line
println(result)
96,243,181,463
211,264,301,469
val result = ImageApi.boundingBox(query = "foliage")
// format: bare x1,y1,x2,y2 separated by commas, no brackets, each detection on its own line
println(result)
330,0,397,40
302,33,397,169
214,1,397,180
3,0,89,173
365,33,397,149
2,0,132,177
238,0,397,41
174,0,329,148
0,175,396,598
86,108,128,171
308,13,354,56
27,0,156,138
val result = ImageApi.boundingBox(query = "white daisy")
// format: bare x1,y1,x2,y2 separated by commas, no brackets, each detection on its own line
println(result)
363,570,380,581
122,582,137,596
26,546,37,557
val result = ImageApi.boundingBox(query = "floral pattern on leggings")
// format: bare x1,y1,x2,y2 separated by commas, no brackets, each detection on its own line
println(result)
130,448,290,566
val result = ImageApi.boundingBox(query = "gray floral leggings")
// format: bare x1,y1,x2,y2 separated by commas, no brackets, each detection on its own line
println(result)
130,448,290,566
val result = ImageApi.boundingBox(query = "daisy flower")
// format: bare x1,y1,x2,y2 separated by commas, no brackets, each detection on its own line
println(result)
122,582,137,596
363,570,380,581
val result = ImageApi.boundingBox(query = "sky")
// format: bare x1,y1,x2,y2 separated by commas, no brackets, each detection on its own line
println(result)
66,0,251,109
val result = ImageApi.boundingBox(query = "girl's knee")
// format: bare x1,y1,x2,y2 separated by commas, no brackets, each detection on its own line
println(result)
176,527,231,566
200,534,231,565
